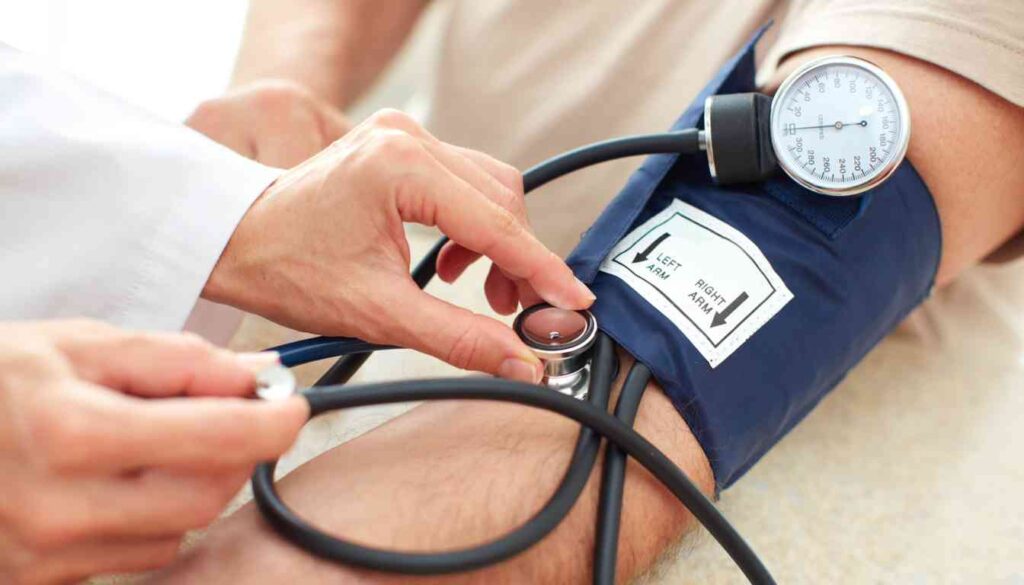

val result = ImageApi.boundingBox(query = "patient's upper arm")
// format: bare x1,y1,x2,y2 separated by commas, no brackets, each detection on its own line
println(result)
770,46,1024,285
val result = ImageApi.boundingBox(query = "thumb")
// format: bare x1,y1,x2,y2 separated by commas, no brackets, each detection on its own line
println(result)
380,284,543,383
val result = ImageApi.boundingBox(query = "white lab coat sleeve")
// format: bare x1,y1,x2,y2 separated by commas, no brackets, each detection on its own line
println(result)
0,43,283,332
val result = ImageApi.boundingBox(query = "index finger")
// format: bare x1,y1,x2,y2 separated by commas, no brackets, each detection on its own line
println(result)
402,158,594,310
49,323,274,399
76,388,308,472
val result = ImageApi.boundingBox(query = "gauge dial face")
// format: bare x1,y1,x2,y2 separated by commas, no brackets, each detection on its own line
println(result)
770,56,910,196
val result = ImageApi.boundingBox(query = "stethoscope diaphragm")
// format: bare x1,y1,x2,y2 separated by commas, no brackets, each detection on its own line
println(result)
513,303,597,398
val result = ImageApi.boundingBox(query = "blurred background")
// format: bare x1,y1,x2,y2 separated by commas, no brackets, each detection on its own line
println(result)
0,1,251,119
2,2,1023,584
0,0,443,121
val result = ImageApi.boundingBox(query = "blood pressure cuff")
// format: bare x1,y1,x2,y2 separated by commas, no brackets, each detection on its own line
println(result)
566,27,941,490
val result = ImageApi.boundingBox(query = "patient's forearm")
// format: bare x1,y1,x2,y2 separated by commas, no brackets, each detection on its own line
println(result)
232,0,428,108
155,372,713,584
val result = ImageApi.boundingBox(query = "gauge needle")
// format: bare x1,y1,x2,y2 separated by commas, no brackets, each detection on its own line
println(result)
794,120,868,130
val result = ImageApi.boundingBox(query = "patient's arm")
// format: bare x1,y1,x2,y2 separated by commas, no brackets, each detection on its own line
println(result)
771,47,1024,285
154,48,1024,584
153,358,707,584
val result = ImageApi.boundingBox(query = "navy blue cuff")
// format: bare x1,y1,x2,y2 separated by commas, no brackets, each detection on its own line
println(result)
567,24,941,489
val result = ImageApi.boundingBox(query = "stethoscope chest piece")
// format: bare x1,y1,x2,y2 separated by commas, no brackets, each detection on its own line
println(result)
255,363,297,401
513,303,598,399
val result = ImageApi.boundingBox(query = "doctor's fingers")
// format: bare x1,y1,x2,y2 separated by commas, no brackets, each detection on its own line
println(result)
344,110,535,296
483,262,520,315
3,469,249,556
437,243,545,314
479,264,544,316
425,147,529,298
434,145,530,281
44,323,270,399
394,154,593,311
375,282,543,383
25,382,307,474
350,111,525,200
345,110,528,222
424,145,558,314
426,145,536,306
2,535,183,585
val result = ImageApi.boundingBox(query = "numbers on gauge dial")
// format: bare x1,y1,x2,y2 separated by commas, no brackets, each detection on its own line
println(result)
774,63,902,191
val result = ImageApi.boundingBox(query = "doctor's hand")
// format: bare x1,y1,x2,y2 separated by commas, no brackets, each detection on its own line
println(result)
0,320,307,584
187,80,351,168
203,109,594,383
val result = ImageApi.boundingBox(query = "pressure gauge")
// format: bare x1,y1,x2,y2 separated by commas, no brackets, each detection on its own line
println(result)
770,55,910,196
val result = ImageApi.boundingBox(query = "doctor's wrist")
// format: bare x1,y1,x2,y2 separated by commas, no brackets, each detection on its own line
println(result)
200,185,276,317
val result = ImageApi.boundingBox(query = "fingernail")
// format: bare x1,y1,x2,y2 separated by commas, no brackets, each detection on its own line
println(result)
498,357,543,384
545,276,595,309
574,277,596,306
236,351,282,375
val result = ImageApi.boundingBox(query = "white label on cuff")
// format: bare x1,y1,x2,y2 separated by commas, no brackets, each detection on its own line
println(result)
599,199,793,368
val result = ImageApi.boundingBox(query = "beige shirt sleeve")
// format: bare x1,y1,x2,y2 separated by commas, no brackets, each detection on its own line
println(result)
763,0,1024,106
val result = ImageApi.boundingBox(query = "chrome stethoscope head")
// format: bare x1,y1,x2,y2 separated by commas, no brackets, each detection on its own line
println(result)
512,303,598,399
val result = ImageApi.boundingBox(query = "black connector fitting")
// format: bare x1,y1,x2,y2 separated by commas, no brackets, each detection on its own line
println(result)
702,93,777,185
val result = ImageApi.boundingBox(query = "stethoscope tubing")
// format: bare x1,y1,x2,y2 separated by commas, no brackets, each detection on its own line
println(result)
258,129,775,584
254,334,618,574
273,130,702,372
254,334,773,583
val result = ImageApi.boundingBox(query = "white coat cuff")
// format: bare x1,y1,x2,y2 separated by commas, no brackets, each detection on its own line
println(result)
120,155,283,332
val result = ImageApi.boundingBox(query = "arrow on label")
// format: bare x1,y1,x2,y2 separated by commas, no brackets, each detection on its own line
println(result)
633,233,670,263
710,291,749,328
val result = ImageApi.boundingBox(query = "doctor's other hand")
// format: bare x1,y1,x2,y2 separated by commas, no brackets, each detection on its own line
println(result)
186,80,351,168
202,109,595,383
0,320,307,584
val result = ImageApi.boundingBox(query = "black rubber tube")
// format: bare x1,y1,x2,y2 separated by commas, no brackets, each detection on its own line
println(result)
312,353,370,387
252,369,773,583
254,335,618,574
256,129,775,583
311,130,700,385
593,362,651,585
273,336,392,369
408,130,701,290
520,130,700,194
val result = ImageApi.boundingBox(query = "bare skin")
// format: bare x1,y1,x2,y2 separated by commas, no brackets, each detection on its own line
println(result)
152,355,707,584
0,322,308,583
770,47,1024,286
186,80,352,169
226,0,1024,286
200,108,595,384
169,0,1024,577
162,7,1024,582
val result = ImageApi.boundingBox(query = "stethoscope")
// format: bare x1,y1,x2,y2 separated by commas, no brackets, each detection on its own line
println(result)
249,56,911,585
